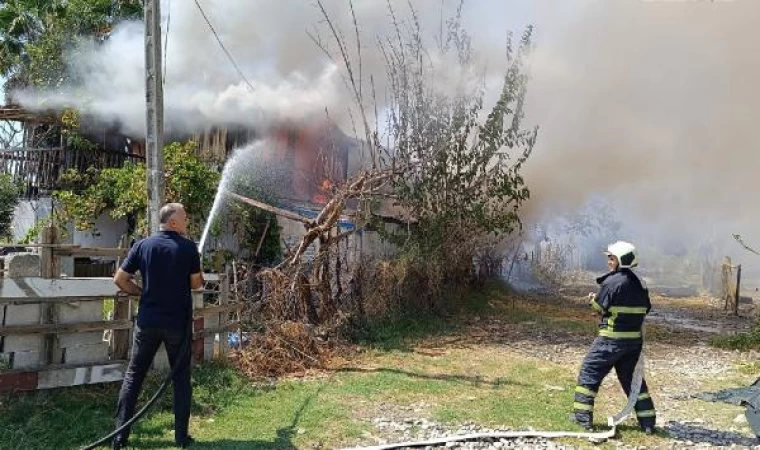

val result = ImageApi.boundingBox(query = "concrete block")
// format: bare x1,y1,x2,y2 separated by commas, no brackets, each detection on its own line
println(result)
218,332,229,357
0,278,118,299
5,253,40,277
37,363,125,389
203,312,221,329
204,339,215,361
58,331,105,348
63,343,109,365
4,335,42,353
57,301,103,324
5,350,42,370
192,291,204,309
4,304,40,326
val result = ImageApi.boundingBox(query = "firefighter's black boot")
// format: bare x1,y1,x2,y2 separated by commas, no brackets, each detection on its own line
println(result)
569,413,593,431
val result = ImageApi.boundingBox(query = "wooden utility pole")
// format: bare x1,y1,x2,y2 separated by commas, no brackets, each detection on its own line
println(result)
734,264,742,316
39,226,61,366
144,0,165,234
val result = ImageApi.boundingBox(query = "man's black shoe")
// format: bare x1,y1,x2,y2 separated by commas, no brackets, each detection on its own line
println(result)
176,436,195,448
644,427,655,435
112,438,127,450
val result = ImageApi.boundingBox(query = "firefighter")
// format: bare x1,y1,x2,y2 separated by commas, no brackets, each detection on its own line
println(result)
571,241,656,434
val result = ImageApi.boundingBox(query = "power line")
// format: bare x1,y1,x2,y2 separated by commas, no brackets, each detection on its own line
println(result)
192,0,255,91
162,0,171,86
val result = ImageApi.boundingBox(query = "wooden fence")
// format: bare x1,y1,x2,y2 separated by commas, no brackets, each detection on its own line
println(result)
0,147,144,199
721,256,742,316
0,226,240,392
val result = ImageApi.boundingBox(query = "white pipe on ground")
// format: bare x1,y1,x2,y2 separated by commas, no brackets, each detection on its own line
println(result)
339,428,616,450
341,332,648,450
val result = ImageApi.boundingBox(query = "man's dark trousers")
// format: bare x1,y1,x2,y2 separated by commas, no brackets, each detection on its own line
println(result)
115,325,191,445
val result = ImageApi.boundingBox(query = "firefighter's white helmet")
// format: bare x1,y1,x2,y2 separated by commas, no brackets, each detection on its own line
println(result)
605,241,638,269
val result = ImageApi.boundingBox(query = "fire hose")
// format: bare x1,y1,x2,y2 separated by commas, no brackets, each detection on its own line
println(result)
79,319,193,450
340,334,647,450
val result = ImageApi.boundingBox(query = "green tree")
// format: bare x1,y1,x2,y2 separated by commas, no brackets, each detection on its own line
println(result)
0,0,142,94
380,11,537,262
55,141,220,238
0,174,19,239
222,179,282,265
311,1,538,313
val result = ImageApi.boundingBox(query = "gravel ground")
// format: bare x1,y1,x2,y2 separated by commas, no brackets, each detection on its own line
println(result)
357,418,579,449
349,289,760,449
352,416,760,449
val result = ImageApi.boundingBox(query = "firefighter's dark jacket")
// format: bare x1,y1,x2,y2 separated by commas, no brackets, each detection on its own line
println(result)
589,268,651,339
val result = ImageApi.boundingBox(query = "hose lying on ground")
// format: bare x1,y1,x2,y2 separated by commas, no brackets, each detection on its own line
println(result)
339,428,617,450
80,322,192,450
340,335,647,450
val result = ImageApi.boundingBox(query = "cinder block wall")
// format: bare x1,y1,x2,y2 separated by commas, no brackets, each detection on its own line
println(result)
2,253,43,370
1,253,109,371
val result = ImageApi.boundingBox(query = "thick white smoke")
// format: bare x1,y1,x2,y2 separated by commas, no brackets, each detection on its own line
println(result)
11,0,760,277
516,0,760,275
13,0,504,136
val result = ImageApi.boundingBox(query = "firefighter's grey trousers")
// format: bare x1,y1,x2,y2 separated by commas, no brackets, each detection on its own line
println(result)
573,337,656,430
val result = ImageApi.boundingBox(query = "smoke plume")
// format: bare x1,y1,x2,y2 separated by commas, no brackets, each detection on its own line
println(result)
11,0,760,271
518,0,760,271
13,0,489,136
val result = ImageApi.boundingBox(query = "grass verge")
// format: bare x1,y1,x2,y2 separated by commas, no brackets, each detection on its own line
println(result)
0,281,750,449
710,327,760,351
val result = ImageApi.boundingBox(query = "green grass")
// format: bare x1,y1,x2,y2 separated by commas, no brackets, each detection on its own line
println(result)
431,360,575,429
0,363,360,450
0,282,749,449
735,360,760,376
710,327,760,351
354,313,459,351
353,280,597,352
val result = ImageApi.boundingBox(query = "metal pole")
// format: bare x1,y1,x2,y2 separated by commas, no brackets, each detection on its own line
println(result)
144,0,165,235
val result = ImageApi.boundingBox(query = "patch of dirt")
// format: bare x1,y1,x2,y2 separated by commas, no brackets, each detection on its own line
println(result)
344,287,760,449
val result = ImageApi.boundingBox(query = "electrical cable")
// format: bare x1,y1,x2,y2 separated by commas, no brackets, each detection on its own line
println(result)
192,0,255,91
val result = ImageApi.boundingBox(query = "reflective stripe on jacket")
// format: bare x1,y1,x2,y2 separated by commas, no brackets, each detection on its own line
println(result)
589,269,651,339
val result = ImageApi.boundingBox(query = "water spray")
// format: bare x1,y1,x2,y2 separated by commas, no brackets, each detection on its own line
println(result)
82,150,255,448
198,145,257,255
198,186,228,255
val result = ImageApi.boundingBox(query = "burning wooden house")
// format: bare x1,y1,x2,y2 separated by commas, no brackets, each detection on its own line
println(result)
0,106,144,199
0,104,404,267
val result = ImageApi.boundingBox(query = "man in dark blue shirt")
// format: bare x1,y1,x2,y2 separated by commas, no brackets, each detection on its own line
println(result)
112,203,203,449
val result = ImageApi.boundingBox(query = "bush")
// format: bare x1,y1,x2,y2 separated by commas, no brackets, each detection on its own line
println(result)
55,141,220,237
0,174,18,240
710,328,760,351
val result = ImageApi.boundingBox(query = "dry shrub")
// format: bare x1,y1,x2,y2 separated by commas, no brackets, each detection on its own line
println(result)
531,243,573,286
257,268,318,324
346,243,478,328
231,321,333,378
